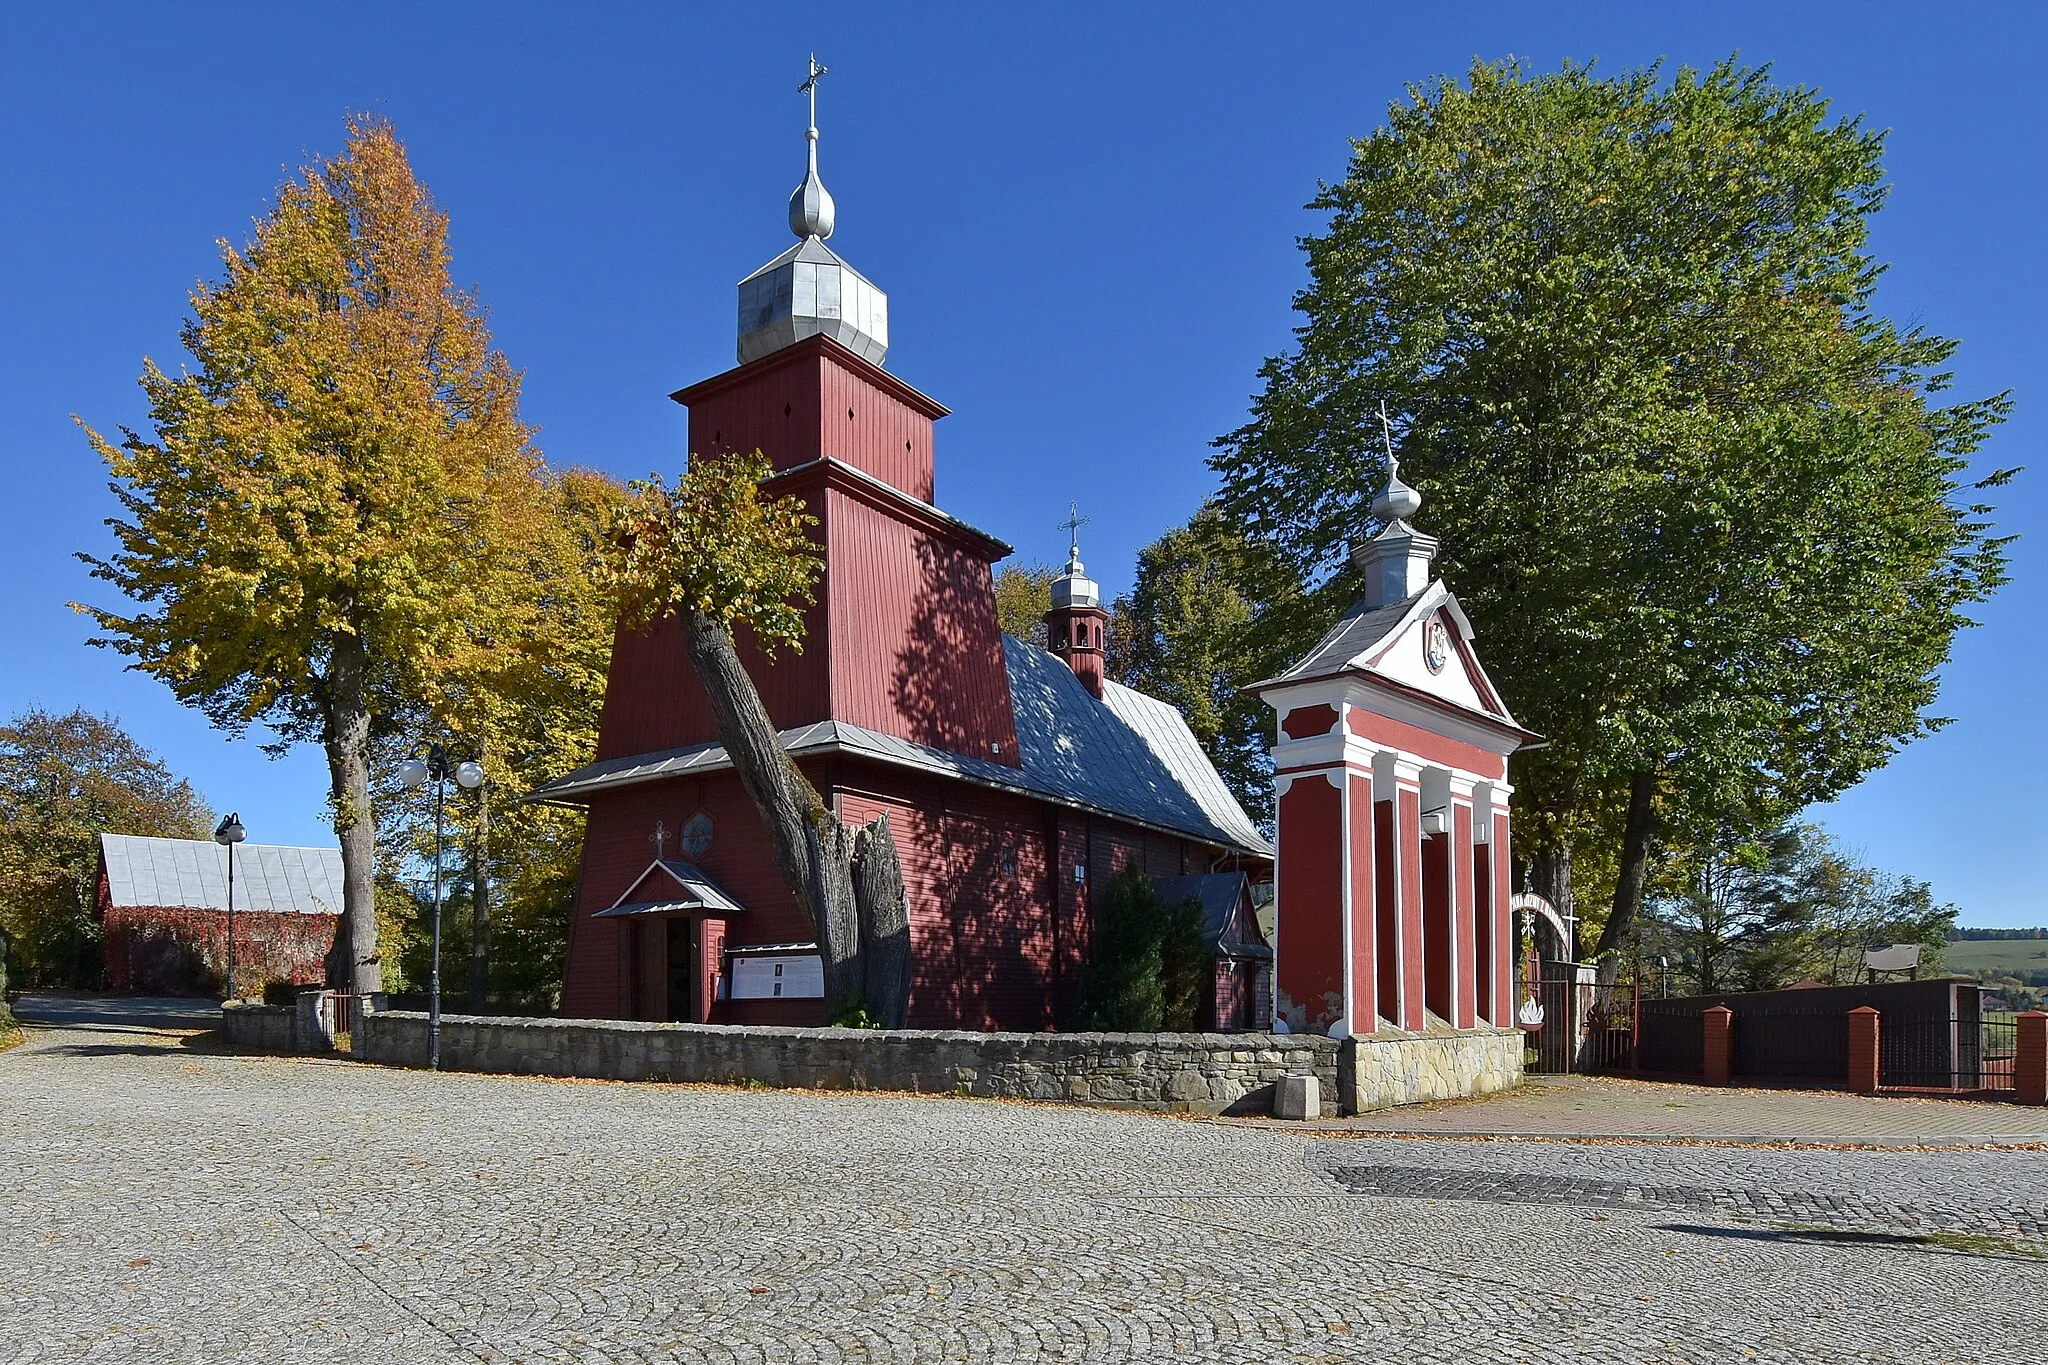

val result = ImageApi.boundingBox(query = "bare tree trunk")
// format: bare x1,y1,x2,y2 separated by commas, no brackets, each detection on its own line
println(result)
854,816,910,1027
324,631,381,995
676,607,911,1024
1528,845,1573,959
469,780,491,1011
1594,769,1658,987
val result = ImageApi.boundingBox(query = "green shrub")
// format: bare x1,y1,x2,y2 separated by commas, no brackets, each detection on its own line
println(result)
832,1004,884,1030
1072,866,1211,1032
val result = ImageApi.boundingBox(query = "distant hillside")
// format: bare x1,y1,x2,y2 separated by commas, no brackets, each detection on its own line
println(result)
1945,936,2048,983
1949,927,2048,940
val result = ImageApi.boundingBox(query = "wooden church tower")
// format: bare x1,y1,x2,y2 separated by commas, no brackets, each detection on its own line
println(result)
544,61,1271,1030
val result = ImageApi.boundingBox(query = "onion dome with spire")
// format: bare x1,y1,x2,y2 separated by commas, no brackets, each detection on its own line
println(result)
1352,403,1439,609
736,55,890,366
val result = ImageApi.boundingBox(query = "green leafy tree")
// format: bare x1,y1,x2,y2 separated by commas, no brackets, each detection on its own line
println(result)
606,451,912,1025
1157,892,1211,1032
0,708,211,988
78,117,543,994
1645,820,1955,992
1107,503,1302,825
1213,57,2014,979
993,562,1058,647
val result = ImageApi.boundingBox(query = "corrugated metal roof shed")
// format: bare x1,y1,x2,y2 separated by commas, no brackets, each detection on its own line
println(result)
98,834,344,915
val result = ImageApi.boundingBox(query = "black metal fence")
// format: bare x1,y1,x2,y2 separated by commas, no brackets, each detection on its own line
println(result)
1881,1014,2017,1092
1634,979,1984,1088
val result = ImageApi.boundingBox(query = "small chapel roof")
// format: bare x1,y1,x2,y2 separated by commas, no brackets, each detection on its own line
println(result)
531,638,1270,858
1153,872,1272,959
1250,579,1534,742
592,859,745,919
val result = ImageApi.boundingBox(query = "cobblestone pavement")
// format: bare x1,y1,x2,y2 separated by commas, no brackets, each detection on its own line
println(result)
4,1021,2046,1364
1264,1072,2048,1144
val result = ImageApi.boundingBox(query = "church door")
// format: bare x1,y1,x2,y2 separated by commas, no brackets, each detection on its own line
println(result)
665,917,697,1023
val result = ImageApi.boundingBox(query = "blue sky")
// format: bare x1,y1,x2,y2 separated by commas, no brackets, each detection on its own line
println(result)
2,4,2040,925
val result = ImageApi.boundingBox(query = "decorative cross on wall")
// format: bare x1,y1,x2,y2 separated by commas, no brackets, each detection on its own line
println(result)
651,820,669,860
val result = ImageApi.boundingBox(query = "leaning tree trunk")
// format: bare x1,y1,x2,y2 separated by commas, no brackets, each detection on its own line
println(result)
323,630,382,996
1593,768,1659,987
676,606,912,1025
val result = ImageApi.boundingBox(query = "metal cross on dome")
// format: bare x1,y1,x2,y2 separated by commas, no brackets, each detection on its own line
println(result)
798,54,827,126
1378,399,1400,483
1060,502,1090,559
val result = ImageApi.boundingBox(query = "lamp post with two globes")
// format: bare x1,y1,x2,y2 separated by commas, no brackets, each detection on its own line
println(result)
213,813,246,1001
397,745,484,1070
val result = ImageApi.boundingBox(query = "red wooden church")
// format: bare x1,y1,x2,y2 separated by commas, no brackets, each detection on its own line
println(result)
539,98,1270,1031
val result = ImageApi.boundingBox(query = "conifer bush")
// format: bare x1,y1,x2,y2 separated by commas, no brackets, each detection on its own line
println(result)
1072,865,1209,1032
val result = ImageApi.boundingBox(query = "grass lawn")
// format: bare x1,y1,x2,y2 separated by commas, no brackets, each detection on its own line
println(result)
1945,938,2048,976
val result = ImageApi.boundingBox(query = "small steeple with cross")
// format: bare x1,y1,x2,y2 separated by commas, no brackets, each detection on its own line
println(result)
1044,501,1108,697
1059,502,1090,577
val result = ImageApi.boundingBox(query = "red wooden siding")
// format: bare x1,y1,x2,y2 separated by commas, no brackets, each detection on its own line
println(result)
677,335,943,503
594,601,832,761
566,749,1253,1032
824,488,1019,762
561,766,823,1020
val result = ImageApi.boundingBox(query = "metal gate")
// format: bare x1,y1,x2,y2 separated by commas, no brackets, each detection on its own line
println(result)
1528,973,1637,1074
1881,1015,2016,1093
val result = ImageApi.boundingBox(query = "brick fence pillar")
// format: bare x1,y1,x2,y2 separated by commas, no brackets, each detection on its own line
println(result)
1701,1005,1732,1086
2016,1011,2048,1107
1847,1005,1880,1096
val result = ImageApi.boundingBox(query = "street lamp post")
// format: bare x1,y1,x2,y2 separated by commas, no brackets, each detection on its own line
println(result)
398,746,484,1070
214,813,246,1002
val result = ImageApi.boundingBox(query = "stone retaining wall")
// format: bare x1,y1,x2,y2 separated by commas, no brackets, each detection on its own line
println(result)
1341,1026,1523,1112
222,1001,296,1052
356,1011,1342,1116
222,993,340,1054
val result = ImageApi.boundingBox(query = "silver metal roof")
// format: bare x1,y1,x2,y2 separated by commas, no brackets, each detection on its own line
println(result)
532,639,1271,858
595,860,746,918
98,834,344,915
1260,586,1433,689
738,236,888,367
1153,872,1270,956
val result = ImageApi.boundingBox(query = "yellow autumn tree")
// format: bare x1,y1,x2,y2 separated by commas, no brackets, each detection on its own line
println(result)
379,465,629,1004
78,116,541,995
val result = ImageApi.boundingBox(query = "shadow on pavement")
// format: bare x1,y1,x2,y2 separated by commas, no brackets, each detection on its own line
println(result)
1655,1223,2048,1263
9,994,222,1031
